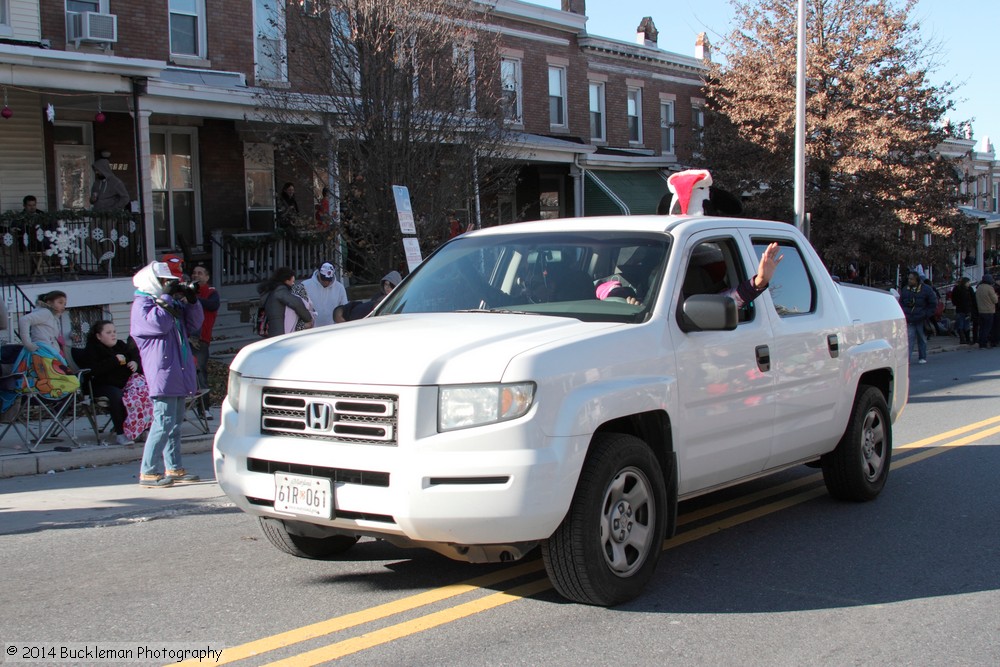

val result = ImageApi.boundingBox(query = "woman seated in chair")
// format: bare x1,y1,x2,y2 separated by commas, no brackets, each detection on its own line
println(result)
0,291,80,416
77,320,147,445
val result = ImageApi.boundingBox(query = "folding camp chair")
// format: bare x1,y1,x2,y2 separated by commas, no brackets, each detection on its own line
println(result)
184,389,211,435
1,343,89,451
69,348,114,444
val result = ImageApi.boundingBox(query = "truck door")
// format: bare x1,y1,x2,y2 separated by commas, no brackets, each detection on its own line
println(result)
671,234,776,495
746,235,846,467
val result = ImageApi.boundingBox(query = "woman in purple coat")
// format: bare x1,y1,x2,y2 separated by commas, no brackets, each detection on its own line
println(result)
131,261,204,488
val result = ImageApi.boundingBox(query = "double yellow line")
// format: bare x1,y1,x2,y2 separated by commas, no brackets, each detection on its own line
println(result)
186,415,1000,666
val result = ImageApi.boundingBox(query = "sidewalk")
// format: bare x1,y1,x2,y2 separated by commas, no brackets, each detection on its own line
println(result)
0,409,219,479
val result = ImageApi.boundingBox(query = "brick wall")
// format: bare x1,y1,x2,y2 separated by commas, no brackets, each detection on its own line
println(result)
198,119,247,234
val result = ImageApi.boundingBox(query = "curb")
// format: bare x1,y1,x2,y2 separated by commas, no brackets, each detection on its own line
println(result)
0,434,215,479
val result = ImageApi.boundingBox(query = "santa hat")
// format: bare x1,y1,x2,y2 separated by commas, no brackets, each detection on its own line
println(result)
666,169,712,216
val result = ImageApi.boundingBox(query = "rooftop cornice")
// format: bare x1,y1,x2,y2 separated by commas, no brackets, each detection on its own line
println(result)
478,0,588,33
578,36,707,73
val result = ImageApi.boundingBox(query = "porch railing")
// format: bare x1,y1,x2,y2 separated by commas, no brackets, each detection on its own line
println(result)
211,229,338,287
0,210,144,281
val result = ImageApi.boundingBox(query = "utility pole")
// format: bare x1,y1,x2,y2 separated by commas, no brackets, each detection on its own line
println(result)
794,0,807,236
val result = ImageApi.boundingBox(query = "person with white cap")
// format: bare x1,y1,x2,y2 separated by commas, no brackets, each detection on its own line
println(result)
301,261,348,327
131,260,204,488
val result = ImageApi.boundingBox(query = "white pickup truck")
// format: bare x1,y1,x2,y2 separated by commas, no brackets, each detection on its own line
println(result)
214,214,908,606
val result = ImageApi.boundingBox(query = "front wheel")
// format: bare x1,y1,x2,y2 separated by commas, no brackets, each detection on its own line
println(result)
258,517,359,559
542,433,668,606
822,385,892,501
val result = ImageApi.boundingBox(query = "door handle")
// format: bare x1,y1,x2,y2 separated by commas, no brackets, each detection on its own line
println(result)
828,334,839,358
755,345,770,372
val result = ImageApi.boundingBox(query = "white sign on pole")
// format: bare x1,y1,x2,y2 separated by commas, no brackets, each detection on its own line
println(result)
402,237,423,273
392,185,416,234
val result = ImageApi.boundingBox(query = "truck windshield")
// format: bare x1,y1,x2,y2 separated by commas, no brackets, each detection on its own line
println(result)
377,232,670,323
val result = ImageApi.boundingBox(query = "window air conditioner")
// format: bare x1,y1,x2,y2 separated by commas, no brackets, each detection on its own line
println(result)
67,11,118,45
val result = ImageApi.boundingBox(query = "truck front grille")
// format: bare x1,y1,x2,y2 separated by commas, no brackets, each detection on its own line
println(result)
260,387,398,445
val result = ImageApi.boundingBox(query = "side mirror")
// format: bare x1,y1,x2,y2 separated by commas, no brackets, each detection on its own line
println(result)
680,294,738,332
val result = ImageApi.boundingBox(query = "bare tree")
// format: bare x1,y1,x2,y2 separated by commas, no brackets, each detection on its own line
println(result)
700,0,973,282
254,0,515,281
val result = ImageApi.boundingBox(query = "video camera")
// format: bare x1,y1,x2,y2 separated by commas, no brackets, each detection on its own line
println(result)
167,280,199,304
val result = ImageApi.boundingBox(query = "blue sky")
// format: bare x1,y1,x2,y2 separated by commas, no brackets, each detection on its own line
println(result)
536,0,999,152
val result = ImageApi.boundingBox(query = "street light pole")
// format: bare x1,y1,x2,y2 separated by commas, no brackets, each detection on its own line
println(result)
794,0,807,235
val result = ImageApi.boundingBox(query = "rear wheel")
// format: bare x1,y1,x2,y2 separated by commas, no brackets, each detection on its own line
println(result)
822,385,891,501
259,517,359,559
542,433,667,606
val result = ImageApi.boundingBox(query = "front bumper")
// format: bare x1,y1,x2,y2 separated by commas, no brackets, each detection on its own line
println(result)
213,385,587,546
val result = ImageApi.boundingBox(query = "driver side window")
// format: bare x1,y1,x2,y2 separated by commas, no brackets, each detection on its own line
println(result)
680,238,754,323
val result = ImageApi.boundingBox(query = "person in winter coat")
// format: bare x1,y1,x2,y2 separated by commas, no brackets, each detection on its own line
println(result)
189,263,219,419
950,277,975,344
131,261,204,488
300,262,348,327
90,158,131,212
18,290,70,361
77,320,141,445
333,269,401,322
975,274,999,349
898,270,937,364
257,266,313,338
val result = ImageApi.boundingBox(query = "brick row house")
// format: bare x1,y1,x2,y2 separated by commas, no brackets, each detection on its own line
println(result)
0,0,710,343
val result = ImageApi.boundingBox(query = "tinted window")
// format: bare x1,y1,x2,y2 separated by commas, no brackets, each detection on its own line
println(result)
680,238,754,323
752,240,816,316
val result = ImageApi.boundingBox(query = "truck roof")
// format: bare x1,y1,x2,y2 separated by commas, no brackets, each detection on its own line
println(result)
469,215,800,238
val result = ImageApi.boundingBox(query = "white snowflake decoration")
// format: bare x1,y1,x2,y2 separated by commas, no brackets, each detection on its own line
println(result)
128,220,136,233
91,228,105,241
35,227,44,242
2,233,11,247
110,229,118,242
21,231,28,247
43,221,86,266
118,235,129,248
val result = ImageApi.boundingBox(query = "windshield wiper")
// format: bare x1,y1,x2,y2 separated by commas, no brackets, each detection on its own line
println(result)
454,308,538,315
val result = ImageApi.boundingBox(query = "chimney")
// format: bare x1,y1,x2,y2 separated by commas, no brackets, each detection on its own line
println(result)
695,32,712,61
561,0,586,15
636,17,658,48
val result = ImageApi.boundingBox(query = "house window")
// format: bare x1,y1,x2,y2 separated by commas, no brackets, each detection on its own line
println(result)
627,88,642,143
151,128,201,250
548,66,567,127
454,45,476,111
0,1,9,33
169,0,206,58
255,0,287,82
993,183,998,213
691,104,705,153
660,101,675,154
501,57,522,124
589,82,605,141
67,0,101,12
245,143,276,232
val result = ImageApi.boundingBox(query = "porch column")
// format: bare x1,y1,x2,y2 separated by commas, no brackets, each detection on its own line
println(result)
133,108,154,265
570,161,584,217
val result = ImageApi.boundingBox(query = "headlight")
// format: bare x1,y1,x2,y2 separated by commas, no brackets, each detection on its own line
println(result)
226,370,242,413
438,382,535,431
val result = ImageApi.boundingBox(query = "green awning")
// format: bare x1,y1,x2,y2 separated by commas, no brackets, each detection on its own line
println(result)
584,170,669,216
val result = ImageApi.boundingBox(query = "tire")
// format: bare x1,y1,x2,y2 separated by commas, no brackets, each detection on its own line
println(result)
541,433,668,606
258,517,359,559
822,385,892,501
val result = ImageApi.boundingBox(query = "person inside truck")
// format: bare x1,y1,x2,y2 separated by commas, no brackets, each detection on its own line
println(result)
682,241,783,309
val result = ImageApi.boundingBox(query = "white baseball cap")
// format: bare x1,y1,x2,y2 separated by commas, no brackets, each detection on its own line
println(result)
150,261,177,280
319,262,336,278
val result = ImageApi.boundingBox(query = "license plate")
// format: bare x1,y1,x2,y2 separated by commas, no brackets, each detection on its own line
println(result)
273,472,334,519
